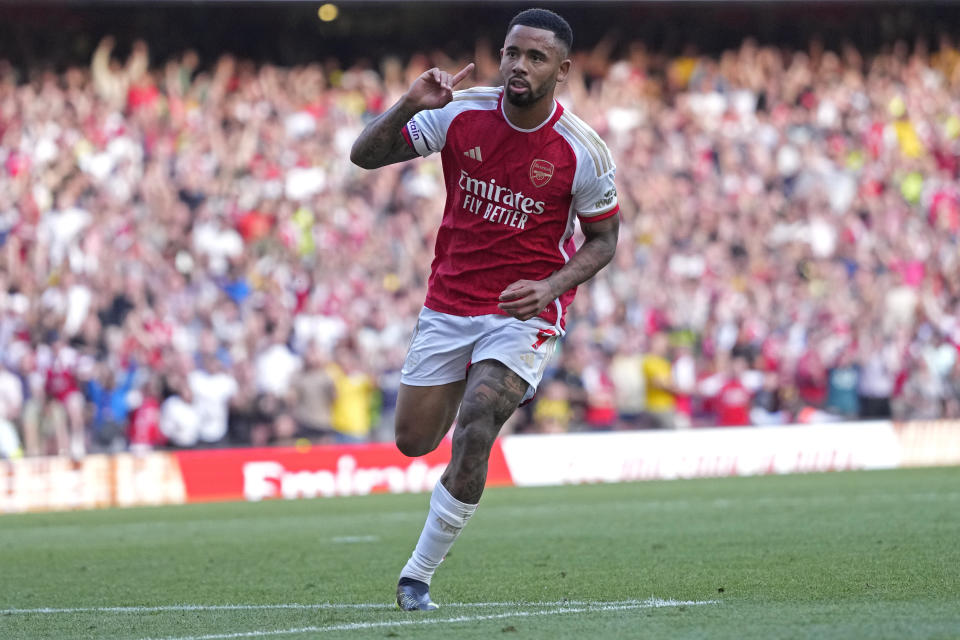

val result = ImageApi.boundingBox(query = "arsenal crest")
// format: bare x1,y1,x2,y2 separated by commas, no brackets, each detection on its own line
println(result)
529,159,554,188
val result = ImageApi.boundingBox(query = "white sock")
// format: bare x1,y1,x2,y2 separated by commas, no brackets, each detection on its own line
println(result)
400,481,478,585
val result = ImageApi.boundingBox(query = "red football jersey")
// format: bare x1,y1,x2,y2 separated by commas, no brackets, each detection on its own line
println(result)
403,87,618,328
715,379,752,427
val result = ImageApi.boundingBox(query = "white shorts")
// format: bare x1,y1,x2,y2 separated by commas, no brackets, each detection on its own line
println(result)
401,307,562,403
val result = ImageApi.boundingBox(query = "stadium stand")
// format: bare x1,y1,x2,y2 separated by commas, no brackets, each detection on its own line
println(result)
1,4,960,457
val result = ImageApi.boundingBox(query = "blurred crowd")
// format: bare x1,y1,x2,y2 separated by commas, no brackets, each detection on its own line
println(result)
2,32,960,459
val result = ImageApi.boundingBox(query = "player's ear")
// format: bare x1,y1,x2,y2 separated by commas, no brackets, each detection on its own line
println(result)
556,58,571,83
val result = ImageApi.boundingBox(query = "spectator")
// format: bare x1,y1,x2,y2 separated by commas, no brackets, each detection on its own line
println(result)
328,342,375,443
159,375,201,448
227,358,274,447
713,355,753,427
254,323,302,399
857,337,897,419
0,413,20,458
641,331,678,429
671,341,697,429
825,348,861,418
609,329,646,428
945,356,960,419
43,340,86,457
750,368,790,426
0,360,24,444
290,342,336,442
581,346,618,431
85,360,137,451
187,352,238,446
18,349,70,456
895,357,944,420
541,344,588,431
127,373,167,451
530,379,574,433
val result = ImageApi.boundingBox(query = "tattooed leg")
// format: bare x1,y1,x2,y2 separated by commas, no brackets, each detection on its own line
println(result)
397,359,527,588
441,360,529,504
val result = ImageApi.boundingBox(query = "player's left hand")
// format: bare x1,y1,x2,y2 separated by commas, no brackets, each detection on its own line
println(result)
498,279,556,321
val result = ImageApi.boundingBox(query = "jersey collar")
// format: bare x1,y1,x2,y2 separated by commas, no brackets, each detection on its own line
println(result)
499,92,564,133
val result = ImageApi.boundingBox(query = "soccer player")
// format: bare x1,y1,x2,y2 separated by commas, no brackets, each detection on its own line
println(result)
351,8,619,610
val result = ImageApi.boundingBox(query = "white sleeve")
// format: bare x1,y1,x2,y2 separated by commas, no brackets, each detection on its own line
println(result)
405,104,455,157
572,163,619,221
404,87,502,157
558,118,618,221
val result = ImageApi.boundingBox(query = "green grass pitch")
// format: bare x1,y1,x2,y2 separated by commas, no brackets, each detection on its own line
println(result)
2,467,959,639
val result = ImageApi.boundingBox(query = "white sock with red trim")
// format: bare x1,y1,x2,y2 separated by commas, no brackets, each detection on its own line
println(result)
399,480,478,585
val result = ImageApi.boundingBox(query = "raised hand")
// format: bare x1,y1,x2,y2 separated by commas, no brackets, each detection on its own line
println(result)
351,62,474,170
404,63,475,111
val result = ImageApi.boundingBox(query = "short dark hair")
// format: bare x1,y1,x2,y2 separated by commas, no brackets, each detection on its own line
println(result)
507,8,573,55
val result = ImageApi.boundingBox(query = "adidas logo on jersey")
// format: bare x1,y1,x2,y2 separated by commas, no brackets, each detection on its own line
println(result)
463,146,483,162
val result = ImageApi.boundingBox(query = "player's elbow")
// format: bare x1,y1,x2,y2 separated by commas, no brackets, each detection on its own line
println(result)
350,146,375,170
349,137,385,170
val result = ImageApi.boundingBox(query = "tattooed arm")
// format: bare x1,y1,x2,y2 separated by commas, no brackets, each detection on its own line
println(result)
498,213,620,321
350,63,475,170
349,101,419,169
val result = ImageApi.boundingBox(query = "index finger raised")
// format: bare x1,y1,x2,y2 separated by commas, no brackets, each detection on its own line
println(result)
451,63,475,87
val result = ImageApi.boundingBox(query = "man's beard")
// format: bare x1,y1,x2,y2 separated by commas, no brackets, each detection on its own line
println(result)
505,81,551,107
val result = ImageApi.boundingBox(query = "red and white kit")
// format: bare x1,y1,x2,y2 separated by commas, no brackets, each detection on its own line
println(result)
400,86,618,395
403,86,618,329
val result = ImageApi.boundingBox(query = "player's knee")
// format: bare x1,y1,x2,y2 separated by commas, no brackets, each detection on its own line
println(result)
450,420,497,456
394,429,438,458
457,392,510,434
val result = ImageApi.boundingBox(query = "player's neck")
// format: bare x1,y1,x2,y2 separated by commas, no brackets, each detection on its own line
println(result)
502,95,556,130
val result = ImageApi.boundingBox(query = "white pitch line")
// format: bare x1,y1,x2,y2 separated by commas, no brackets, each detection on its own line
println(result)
331,535,379,543
0,598,705,616
1,604,388,615
139,599,719,640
